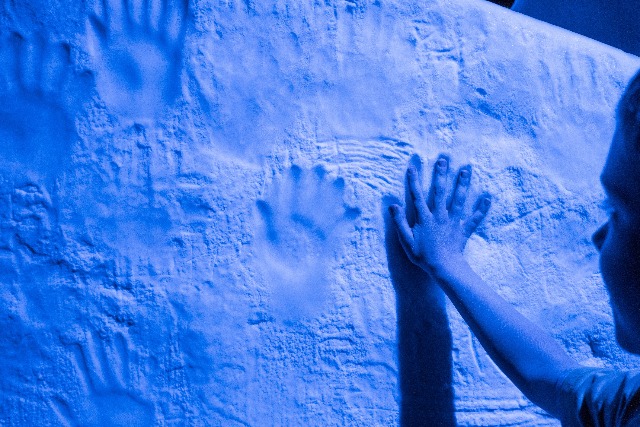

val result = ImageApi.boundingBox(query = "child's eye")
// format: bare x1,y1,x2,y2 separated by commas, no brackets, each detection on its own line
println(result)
599,197,612,211
599,197,619,221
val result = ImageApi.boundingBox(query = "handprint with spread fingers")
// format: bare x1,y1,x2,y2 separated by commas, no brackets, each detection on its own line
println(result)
51,331,155,427
87,0,189,121
390,155,491,276
0,31,92,176
256,165,360,317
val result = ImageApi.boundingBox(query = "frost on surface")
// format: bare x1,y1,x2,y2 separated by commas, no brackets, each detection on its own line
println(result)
1,0,640,426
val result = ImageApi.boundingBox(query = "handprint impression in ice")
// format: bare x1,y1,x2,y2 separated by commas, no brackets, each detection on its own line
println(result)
0,33,92,176
52,332,155,427
256,166,360,318
87,0,189,121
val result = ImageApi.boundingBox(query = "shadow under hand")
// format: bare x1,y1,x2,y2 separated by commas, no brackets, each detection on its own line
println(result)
382,161,455,426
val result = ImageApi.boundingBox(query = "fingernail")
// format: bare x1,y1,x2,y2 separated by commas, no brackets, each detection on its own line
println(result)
437,158,448,168
388,205,396,215
460,169,470,180
482,198,491,209
408,166,417,176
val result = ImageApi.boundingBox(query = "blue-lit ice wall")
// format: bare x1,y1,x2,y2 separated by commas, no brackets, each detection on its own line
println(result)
1,0,640,425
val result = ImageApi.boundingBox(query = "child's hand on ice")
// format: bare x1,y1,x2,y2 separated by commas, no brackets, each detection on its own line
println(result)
389,155,491,277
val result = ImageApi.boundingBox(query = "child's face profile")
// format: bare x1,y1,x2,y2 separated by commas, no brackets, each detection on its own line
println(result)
592,126,640,354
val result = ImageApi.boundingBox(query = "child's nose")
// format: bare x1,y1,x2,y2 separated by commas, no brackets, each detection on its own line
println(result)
591,222,609,251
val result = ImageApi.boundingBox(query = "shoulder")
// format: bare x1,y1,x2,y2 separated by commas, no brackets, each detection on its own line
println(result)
556,367,640,427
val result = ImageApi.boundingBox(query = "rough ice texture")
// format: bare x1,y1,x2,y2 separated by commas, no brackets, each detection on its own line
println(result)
1,0,640,425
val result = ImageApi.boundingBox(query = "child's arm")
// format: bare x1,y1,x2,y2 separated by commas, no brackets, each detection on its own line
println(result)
389,156,580,418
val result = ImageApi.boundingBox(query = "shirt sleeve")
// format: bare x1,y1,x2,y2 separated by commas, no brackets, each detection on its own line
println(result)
556,367,640,427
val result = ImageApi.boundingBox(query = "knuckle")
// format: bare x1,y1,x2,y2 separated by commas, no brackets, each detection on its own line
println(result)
435,216,447,225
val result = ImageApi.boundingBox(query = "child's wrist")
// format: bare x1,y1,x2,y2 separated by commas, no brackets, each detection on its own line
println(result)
428,255,469,282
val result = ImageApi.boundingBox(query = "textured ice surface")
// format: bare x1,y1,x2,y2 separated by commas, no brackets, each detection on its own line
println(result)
1,0,640,425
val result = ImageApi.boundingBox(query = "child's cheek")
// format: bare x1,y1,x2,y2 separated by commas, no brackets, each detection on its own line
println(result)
601,229,640,304
626,234,640,292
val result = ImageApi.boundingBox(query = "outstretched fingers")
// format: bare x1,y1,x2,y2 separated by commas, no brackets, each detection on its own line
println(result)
89,0,126,38
407,166,429,223
389,205,415,255
428,155,449,220
105,0,128,33
165,0,189,44
464,195,491,237
449,165,472,220
145,0,165,33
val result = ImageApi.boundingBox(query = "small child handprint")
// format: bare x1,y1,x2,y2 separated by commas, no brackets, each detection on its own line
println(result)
11,183,54,256
256,166,360,318
0,32,92,177
51,331,155,427
87,0,189,121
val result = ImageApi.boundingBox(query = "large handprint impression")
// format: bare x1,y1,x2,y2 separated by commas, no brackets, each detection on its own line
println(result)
0,32,92,177
87,0,189,121
256,166,360,319
51,331,155,427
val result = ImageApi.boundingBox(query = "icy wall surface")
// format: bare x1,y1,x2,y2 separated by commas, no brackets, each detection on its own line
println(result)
1,0,640,425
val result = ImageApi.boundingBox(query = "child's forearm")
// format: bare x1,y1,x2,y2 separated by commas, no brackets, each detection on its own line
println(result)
396,278,456,422
390,156,580,418
433,259,579,418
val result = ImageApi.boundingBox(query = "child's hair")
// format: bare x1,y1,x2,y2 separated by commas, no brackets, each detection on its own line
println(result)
617,70,640,151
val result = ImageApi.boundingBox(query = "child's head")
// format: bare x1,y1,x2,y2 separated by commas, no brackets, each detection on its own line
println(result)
617,71,640,153
591,70,640,354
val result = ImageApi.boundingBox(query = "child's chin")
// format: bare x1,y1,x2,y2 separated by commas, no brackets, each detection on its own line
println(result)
615,322,640,355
